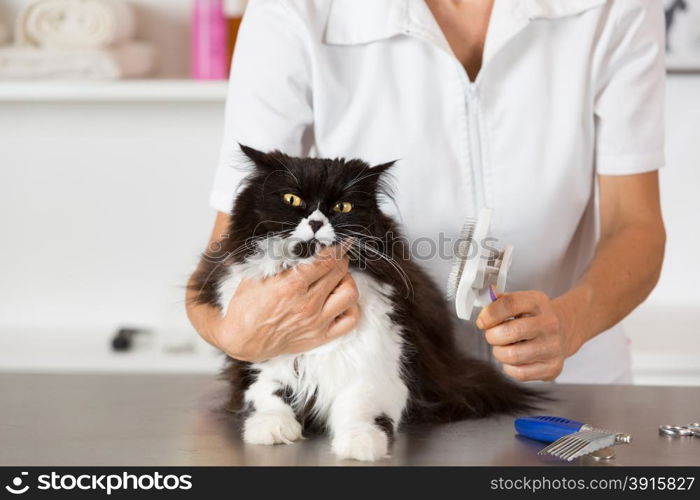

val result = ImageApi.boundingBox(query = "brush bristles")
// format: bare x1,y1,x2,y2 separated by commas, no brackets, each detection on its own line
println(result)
446,220,476,300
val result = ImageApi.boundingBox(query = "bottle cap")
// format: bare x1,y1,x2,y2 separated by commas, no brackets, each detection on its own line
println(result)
224,0,247,16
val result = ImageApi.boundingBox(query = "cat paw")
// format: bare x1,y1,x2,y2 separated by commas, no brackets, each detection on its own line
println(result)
243,411,302,445
332,425,389,461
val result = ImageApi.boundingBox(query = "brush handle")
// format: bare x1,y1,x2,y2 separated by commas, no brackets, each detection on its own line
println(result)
515,416,586,443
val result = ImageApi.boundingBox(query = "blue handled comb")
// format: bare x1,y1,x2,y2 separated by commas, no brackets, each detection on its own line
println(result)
514,415,586,443
515,415,632,461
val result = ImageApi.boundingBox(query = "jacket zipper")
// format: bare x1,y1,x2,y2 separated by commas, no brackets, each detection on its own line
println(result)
466,81,486,213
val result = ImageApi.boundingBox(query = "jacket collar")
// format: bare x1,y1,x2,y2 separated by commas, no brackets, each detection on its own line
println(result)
522,0,607,19
324,0,408,46
324,0,606,60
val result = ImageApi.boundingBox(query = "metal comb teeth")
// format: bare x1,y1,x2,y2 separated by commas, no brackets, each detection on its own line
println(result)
538,429,631,462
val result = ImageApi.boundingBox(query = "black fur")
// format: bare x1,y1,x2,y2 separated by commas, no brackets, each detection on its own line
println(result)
190,146,542,428
374,414,395,443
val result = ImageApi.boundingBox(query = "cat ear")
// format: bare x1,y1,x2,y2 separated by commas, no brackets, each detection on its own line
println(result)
239,144,277,170
371,160,397,176
368,160,397,199
367,160,397,186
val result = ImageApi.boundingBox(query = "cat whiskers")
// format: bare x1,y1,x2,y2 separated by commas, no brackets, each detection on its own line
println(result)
334,223,375,232
336,228,385,246
195,230,292,298
343,168,382,192
344,238,414,298
250,219,297,238
195,237,264,295
270,154,301,186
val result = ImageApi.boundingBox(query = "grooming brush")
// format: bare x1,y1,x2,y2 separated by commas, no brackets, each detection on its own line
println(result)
515,416,632,462
446,207,514,320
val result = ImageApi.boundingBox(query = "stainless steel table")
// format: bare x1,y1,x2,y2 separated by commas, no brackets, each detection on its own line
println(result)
1,373,698,466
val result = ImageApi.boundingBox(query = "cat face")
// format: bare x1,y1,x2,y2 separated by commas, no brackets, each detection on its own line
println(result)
237,145,394,258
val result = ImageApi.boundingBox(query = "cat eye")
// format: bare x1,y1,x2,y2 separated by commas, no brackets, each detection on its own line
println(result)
333,201,353,213
282,193,303,207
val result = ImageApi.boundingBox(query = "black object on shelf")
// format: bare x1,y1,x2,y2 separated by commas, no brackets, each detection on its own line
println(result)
111,327,147,352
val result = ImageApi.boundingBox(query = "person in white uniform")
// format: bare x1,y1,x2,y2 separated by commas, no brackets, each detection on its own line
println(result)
187,0,667,384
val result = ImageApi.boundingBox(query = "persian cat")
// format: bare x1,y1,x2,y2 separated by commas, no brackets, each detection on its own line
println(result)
190,146,539,461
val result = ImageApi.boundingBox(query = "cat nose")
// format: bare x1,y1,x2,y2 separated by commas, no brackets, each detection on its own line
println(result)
308,220,324,233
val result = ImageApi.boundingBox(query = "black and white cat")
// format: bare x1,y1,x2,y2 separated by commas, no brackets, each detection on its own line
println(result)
191,146,540,461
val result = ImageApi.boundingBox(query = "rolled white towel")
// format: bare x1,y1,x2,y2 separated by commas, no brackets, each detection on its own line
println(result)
0,42,155,79
16,0,136,49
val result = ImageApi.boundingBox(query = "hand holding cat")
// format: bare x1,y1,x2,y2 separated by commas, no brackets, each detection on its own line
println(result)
215,244,360,362
476,291,581,381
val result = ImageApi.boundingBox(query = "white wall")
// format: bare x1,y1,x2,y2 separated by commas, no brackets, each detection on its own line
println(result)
623,75,700,385
0,99,222,334
649,76,700,306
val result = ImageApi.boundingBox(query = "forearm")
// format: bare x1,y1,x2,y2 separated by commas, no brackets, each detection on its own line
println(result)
186,273,224,348
554,220,665,355
186,211,231,348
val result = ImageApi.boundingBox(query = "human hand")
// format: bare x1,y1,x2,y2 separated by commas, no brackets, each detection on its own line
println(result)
476,291,580,381
215,243,360,362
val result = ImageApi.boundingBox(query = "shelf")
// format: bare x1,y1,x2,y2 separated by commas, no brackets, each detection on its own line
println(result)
0,79,229,102
1,74,694,103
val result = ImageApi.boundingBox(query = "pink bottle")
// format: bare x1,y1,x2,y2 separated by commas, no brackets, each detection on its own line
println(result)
191,0,228,80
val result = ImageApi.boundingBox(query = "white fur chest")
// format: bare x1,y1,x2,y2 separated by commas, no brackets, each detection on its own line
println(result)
217,249,406,421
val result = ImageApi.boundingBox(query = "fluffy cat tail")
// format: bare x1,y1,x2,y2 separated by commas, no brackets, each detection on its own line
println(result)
405,355,547,423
